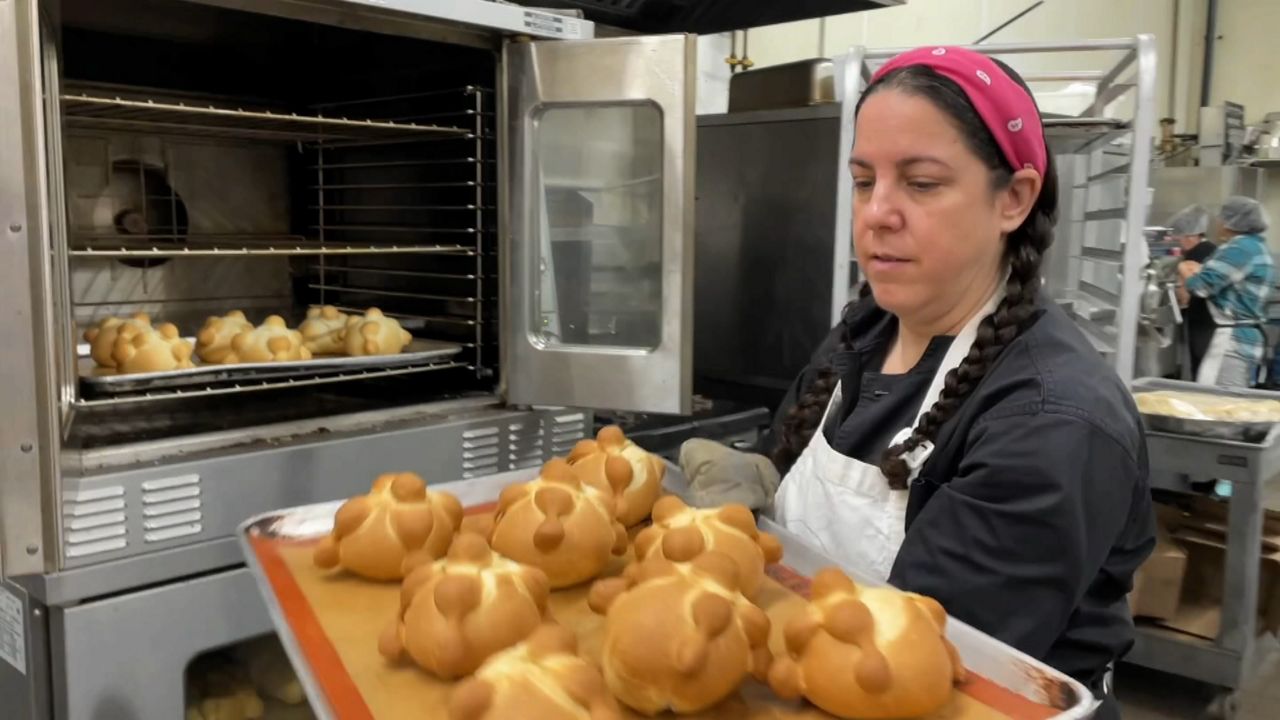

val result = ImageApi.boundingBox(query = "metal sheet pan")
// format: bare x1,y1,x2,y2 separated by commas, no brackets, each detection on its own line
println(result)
79,338,463,394
1131,377,1280,444
238,469,1096,720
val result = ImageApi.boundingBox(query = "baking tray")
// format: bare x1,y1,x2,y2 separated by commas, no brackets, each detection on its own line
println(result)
1131,377,1280,444
79,338,463,395
239,469,1097,720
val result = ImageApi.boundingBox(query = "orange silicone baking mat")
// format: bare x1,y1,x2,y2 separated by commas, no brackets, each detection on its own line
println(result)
246,504,1064,720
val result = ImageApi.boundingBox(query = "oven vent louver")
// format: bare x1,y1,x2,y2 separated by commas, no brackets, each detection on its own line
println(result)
508,419,546,471
140,474,203,543
62,485,128,558
461,426,502,479
548,412,588,456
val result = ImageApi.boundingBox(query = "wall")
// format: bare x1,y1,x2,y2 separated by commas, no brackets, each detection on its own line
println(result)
733,0,1280,229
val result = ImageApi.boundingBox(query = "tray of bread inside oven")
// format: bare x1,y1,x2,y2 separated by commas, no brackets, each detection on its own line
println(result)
78,305,462,394
1131,377,1280,443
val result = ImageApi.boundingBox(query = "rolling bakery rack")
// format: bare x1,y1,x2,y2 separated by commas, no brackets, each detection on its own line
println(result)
1128,378,1280,719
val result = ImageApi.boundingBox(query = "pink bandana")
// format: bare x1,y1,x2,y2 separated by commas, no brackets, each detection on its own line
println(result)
870,46,1048,177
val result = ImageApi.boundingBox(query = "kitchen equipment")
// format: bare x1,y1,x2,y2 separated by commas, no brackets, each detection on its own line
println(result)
0,0,721,716
509,0,903,34
726,59,836,113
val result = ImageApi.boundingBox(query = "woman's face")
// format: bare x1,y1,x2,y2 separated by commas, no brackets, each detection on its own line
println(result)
851,88,1038,328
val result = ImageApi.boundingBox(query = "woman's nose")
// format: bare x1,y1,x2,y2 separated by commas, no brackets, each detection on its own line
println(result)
860,183,904,233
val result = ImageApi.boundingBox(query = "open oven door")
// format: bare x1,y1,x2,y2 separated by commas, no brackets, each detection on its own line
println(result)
505,35,695,415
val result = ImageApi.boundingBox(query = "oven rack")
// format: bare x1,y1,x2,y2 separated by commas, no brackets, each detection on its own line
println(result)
68,234,477,258
61,93,469,143
72,360,469,409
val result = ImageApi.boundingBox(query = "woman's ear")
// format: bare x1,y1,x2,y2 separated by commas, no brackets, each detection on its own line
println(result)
997,168,1043,233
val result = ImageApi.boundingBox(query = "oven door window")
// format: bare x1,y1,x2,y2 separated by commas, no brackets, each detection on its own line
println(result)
506,35,694,415
533,103,663,350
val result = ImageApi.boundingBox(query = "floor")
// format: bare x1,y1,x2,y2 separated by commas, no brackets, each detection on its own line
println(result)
1117,632,1280,719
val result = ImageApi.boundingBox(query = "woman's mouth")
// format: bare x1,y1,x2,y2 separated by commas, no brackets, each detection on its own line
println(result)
867,253,912,272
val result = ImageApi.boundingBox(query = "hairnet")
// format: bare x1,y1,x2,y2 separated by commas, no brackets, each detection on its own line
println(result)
1167,204,1210,237
1219,196,1270,235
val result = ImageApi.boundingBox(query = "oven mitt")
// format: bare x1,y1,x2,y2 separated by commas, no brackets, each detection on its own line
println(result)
678,438,781,511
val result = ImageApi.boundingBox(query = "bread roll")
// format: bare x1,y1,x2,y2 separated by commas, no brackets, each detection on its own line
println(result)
587,551,771,715
225,315,311,363
767,568,965,719
343,307,412,357
195,311,254,364
314,472,463,581
489,458,628,589
111,322,195,374
449,623,621,720
568,426,666,527
299,305,351,356
379,533,551,680
83,313,151,369
634,495,783,598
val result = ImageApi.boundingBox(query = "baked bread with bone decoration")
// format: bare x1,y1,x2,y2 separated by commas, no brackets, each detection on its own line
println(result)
448,623,621,720
489,458,628,589
342,307,413,357
633,495,783,598
568,425,666,527
298,305,351,356
313,472,463,581
84,313,152,369
587,548,772,715
225,315,311,363
111,322,195,374
378,533,551,680
767,567,966,719
195,311,254,364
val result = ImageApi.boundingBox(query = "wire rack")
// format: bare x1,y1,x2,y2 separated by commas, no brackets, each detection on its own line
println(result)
68,234,478,258
74,361,469,409
60,93,470,143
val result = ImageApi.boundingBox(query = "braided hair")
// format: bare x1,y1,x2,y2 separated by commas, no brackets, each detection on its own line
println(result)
774,59,1059,487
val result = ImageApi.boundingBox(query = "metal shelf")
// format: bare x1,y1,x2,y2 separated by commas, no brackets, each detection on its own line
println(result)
69,235,476,258
73,361,468,409
61,93,469,143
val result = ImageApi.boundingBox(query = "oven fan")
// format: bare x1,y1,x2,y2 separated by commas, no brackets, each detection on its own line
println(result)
90,160,189,269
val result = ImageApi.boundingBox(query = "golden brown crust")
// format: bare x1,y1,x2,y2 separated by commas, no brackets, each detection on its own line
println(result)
568,426,666,527
765,567,964,719
381,534,551,680
84,313,152,369
224,315,311,363
313,472,462,581
490,459,627,589
195,311,254,364
111,322,195,374
341,307,412,357
633,495,783,598
298,305,351,356
447,624,622,720
588,551,771,715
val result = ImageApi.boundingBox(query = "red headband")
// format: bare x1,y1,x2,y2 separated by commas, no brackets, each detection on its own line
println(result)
870,46,1048,177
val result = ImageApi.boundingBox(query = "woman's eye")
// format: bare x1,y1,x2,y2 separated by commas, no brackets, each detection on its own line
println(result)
908,180,940,192
853,178,875,191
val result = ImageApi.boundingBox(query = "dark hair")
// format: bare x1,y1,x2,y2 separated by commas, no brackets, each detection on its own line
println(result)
774,59,1059,488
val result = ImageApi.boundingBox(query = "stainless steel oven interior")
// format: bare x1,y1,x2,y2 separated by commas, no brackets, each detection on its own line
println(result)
51,0,504,457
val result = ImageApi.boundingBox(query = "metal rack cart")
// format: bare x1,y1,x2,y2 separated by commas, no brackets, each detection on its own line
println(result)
847,36,1159,384
1129,378,1280,718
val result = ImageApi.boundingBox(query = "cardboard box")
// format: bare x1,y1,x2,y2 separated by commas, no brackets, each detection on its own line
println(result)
1152,500,1280,640
1129,516,1188,621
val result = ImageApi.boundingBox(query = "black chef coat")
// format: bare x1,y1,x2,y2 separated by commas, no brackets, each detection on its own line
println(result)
1183,239,1218,376
764,292,1156,693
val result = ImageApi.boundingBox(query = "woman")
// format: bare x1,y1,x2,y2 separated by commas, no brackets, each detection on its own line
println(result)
1178,196,1275,387
767,47,1155,716
1166,204,1216,377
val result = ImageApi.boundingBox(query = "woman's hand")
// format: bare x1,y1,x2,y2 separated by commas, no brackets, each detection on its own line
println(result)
1178,260,1203,280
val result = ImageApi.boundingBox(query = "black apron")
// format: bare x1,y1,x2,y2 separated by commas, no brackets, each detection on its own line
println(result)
1183,240,1218,377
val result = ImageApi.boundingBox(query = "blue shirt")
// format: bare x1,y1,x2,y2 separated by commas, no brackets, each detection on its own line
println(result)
1184,233,1276,362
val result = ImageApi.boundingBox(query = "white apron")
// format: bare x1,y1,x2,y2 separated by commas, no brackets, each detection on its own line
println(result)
772,288,1005,583
1196,302,1259,386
